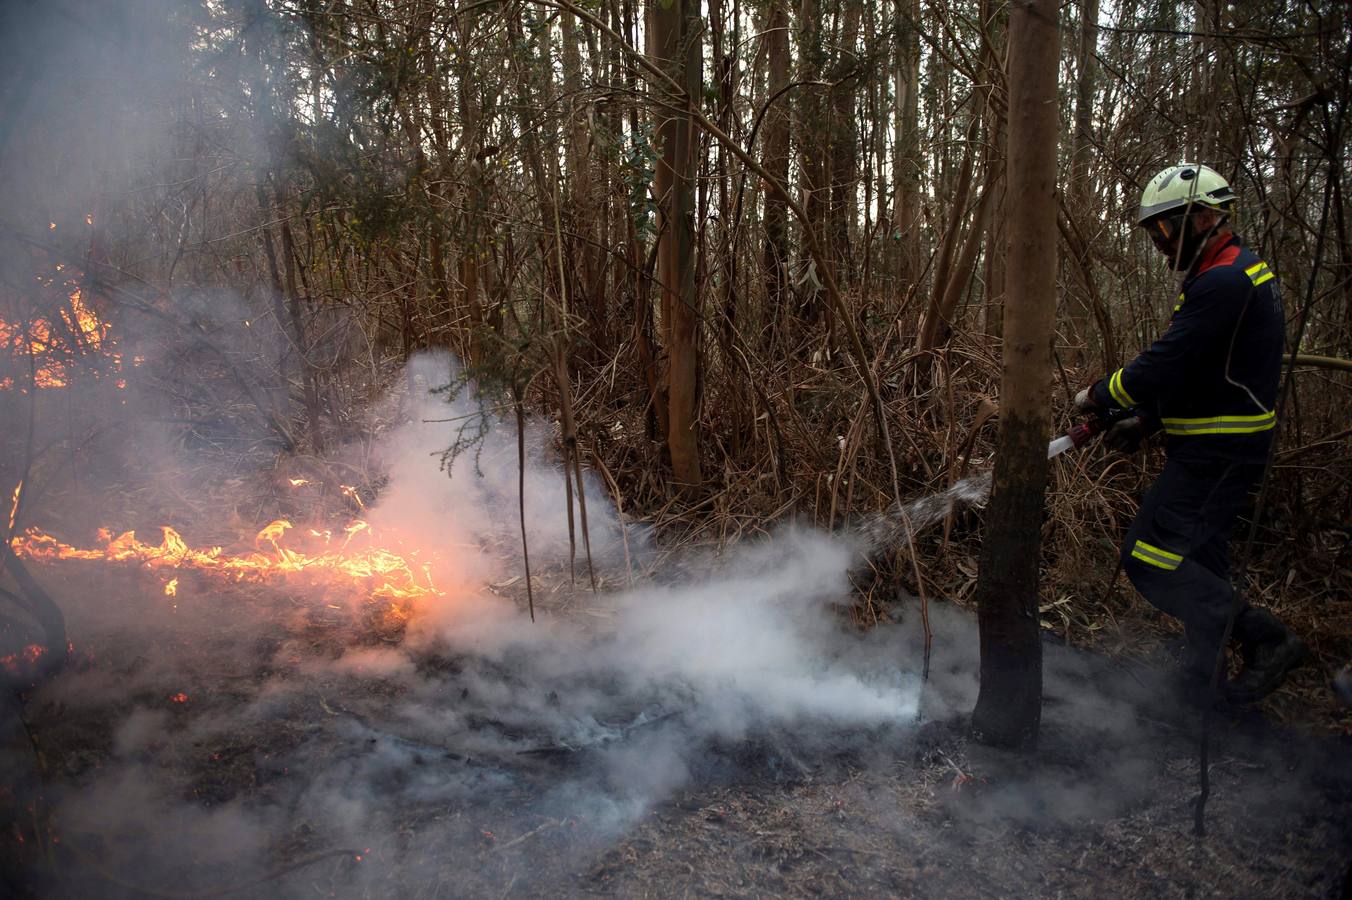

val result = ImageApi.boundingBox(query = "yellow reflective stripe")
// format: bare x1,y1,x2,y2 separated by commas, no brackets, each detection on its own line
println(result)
1245,261,1274,287
1132,540,1183,571
1173,292,1185,313
1108,368,1137,407
1161,411,1276,435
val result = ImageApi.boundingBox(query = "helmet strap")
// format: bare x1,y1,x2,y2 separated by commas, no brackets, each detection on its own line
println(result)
1171,212,1225,272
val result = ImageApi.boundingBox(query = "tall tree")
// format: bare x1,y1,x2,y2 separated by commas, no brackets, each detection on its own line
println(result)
970,0,1061,749
979,0,1008,340
1065,0,1100,355
796,0,829,339
648,0,703,487
827,0,863,286
891,0,922,299
761,0,791,351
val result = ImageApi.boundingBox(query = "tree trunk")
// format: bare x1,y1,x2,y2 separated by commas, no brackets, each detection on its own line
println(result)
915,118,978,355
1065,0,1100,356
796,0,828,337
1069,0,1099,209
970,0,1060,751
276,191,324,453
827,0,862,287
762,0,791,352
562,9,605,356
979,0,1008,341
892,0,922,302
648,0,703,488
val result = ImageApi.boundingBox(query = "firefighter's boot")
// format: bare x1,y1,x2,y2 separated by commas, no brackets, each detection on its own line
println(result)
1227,607,1308,703
1168,629,1227,709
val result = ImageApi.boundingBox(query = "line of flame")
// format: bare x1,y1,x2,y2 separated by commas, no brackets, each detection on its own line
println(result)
13,519,441,605
6,481,20,533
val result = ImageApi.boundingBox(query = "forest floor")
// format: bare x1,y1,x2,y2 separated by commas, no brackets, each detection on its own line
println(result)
2,552,1350,899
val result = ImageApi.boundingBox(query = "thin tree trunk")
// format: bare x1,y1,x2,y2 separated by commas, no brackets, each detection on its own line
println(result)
970,0,1060,751
980,0,1008,341
892,0,922,301
797,0,829,339
648,0,703,488
1070,0,1099,207
915,118,978,354
921,176,996,352
762,0,791,351
562,10,605,356
276,190,324,452
827,0,862,287
1065,0,1100,356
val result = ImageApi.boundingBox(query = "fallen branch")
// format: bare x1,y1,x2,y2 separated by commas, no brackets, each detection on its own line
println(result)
1292,353,1352,373
493,818,563,852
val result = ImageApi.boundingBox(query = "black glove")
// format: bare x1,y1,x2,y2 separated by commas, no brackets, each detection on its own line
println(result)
1103,416,1145,453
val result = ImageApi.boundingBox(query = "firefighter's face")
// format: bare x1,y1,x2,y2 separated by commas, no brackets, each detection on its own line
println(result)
1144,209,1221,266
1146,213,1187,255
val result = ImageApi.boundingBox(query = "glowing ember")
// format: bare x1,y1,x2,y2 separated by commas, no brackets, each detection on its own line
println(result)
0,643,46,679
170,692,188,703
13,519,440,609
288,478,310,487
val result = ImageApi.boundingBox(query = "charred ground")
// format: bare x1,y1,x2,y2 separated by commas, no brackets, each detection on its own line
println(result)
2,548,1349,898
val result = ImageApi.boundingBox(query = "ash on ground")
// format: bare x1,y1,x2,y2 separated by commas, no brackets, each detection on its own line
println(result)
1,560,1348,899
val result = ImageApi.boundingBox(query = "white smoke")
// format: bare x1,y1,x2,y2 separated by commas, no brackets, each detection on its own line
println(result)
24,352,983,896
363,350,921,744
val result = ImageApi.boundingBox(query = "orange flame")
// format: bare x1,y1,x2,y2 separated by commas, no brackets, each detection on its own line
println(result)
1,282,126,390
13,518,440,608
340,485,366,511
6,481,20,534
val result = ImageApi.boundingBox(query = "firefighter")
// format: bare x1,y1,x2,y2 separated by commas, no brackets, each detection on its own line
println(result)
1074,163,1307,704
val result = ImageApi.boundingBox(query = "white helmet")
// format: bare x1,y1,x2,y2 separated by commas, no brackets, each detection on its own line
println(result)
1136,164,1236,225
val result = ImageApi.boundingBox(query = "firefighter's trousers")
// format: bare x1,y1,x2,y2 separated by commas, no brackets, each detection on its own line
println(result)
1121,458,1264,658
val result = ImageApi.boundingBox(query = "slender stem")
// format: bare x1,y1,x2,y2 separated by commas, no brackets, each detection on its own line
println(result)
514,387,536,623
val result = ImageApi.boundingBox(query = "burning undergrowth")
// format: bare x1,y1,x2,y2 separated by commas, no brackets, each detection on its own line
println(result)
1,353,948,895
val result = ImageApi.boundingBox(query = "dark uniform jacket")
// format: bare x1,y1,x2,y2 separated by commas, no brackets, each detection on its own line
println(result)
1090,234,1284,463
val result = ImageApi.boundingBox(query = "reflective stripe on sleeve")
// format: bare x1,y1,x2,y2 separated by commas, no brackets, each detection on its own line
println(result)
1131,540,1183,571
1107,368,1137,408
1245,261,1275,287
1161,411,1276,435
